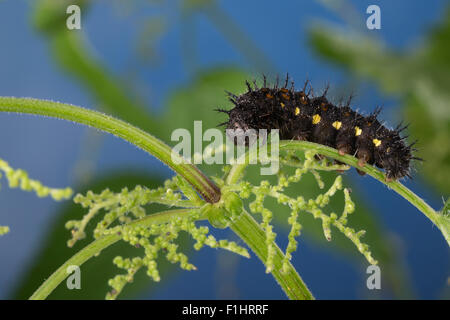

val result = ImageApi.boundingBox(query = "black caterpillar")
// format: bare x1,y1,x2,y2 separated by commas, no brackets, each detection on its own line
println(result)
218,75,421,180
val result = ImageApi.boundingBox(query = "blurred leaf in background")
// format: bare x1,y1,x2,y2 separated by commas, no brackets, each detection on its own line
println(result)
309,5,450,195
33,0,160,132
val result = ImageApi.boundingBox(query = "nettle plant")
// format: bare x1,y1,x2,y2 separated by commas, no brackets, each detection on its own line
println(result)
0,97,448,300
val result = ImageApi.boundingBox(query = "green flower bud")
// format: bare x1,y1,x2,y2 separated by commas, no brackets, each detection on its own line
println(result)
202,204,230,229
223,192,243,220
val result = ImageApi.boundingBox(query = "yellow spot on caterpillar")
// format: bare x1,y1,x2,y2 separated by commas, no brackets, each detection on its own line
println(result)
266,93,274,99
280,102,285,108
373,139,382,147
332,121,342,130
355,126,362,136
295,107,300,115
312,114,321,124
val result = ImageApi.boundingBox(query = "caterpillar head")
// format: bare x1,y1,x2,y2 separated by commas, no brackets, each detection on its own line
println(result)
224,107,260,146
376,137,413,180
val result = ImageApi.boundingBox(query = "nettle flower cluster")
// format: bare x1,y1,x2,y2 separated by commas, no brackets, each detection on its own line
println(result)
65,176,249,299
221,150,376,272
0,158,72,235
64,149,376,299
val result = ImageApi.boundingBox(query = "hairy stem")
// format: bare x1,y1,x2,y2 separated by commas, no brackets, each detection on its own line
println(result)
279,140,450,246
0,97,220,203
29,209,195,300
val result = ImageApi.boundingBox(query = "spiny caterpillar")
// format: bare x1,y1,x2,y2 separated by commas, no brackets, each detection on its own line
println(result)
218,75,421,180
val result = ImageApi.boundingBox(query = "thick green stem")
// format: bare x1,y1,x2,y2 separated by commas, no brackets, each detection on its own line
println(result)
279,140,450,246
0,97,220,203
29,209,194,300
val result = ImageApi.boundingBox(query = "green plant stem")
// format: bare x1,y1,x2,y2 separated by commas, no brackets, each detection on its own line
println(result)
279,140,450,246
225,163,247,185
0,97,220,203
230,211,314,300
29,208,194,300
